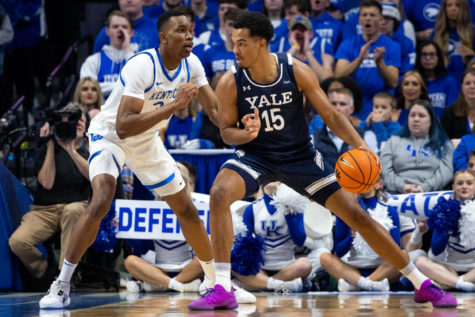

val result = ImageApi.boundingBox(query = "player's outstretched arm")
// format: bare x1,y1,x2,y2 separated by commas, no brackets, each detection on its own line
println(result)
293,58,368,152
196,84,219,126
116,83,197,139
215,70,261,145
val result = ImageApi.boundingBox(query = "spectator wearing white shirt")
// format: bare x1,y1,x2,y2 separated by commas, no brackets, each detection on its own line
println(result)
80,10,135,98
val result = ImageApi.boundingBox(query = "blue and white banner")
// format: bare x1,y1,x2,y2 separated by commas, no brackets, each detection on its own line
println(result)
116,199,210,240
387,191,453,220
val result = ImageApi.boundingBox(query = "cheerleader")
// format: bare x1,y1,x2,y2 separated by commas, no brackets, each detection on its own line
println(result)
319,178,400,291
415,169,475,291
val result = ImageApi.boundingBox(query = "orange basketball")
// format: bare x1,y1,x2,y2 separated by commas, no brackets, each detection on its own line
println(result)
335,149,381,193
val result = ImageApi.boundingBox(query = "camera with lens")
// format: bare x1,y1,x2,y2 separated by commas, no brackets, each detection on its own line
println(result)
45,109,83,142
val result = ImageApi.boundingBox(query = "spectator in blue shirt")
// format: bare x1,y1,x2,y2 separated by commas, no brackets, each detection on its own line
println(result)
379,3,415,78
271,0,312,49
143,0,183,19
358,92,402,149
403,0,441,41
343,0,416,46
201,8,241,81
273,15,334,81
191,0,219,37
309,0,343,47
415,40,458,117
262,0,285,29
198,0,246,47
93,0,159,53
394,70,430,125
335,0,401,120
432,0,475,85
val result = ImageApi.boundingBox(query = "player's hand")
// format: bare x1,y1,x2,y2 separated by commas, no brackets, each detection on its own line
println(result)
357,145,380,170
241,107,260,140
174,83,198,109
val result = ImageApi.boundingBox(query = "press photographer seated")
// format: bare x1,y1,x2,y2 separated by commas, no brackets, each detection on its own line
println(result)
8,102,91,290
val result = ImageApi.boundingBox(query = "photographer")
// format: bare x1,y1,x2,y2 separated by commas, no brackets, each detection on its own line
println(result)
8,102,90,290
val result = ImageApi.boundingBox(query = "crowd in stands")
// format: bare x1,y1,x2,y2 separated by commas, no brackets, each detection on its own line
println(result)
3,0,475,295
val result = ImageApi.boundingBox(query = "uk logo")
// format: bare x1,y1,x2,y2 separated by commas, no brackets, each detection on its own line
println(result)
423,3,440,22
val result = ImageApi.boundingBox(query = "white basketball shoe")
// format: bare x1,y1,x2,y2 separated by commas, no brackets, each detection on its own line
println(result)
39,280,70,309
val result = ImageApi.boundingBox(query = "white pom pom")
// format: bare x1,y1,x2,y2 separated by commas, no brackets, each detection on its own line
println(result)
231,208,248,236
352,204,394,257
270,183,310,215
459,200,475,248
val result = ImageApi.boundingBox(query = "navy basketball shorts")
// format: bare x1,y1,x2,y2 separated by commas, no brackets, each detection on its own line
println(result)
222,150,341,206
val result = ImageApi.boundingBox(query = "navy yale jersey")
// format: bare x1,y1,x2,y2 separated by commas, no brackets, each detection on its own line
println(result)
233,53,314,162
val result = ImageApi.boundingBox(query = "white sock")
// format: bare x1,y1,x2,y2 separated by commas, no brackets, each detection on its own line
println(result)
215,262,232,292
357,277,371,289
58,259,77,283
168,278,183,292
199,259,216,285
399,262,427,290
267,277,284,290
456,276,475,292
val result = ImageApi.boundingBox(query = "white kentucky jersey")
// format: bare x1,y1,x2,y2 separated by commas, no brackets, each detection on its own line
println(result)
154,239,194,272
88,48,208,140
429,236,475,272
252,198,295,271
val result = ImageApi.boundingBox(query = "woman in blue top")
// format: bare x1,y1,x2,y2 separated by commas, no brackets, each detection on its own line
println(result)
415,40,458,118
394,71,430,125
441,68,475,144
433,0,475,85
319,178,401,291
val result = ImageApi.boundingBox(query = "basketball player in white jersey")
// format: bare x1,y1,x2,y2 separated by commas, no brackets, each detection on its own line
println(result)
40,10,219,309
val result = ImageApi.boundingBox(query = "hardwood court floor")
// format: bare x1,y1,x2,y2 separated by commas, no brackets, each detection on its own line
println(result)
1,291,474,317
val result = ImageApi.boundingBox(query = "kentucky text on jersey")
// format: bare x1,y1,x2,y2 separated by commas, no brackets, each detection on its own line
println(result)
149,89,178,103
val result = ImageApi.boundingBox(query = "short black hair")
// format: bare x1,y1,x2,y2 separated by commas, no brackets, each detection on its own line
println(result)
175,5,195,23
219,0,247,9
360,0,382,13
157,9,186,33
233,12,274,43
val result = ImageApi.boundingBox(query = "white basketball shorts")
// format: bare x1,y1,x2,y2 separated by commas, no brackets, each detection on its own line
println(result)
88,131,185,197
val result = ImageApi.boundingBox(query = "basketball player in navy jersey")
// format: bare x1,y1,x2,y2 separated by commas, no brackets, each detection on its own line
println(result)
188,12,457,310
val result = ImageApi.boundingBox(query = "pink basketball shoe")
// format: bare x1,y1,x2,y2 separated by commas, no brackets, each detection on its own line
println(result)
414,280,457,308
188,284,238,310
